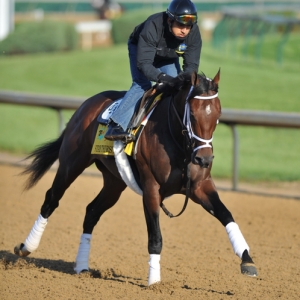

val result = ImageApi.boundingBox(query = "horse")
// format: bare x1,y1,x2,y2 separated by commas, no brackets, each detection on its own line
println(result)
14,70,258,285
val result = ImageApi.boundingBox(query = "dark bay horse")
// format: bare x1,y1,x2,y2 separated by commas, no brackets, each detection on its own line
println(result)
14,70,257,285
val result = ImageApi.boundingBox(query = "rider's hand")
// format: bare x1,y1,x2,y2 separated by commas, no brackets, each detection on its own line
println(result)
157,73,174,84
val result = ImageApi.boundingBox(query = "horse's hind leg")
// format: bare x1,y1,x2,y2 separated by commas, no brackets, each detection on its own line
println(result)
191,179,258,277
74,162,127,273
15,157,90,257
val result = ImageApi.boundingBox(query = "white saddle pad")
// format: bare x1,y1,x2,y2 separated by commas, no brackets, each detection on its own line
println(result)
97,99,122,124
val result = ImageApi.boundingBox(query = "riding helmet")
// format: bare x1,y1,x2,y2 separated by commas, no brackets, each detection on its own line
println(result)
166,0,198,26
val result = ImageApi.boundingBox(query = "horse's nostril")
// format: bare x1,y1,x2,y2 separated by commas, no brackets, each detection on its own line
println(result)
193,156,203,165
193,155,213,168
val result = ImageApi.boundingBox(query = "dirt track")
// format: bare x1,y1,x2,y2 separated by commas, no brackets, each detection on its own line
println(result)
0,164,299,300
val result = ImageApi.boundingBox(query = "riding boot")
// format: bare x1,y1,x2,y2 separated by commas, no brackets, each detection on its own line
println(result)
105,121,134,142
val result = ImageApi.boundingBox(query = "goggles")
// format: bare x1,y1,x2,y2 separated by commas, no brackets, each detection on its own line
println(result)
176,14,197,25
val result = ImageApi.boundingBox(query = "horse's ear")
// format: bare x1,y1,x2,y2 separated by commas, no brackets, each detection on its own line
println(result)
191,71,199,86
213,68,221,85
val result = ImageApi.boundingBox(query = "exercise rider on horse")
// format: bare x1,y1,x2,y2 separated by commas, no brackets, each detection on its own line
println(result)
105,0,202,141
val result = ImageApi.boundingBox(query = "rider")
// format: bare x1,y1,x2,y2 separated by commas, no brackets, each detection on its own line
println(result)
105,0,202,141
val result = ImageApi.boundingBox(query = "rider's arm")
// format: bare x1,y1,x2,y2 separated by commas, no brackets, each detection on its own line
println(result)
136,20,163,83
182,25,202,73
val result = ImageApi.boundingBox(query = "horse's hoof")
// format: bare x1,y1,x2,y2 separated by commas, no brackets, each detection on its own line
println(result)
241,262,258,277
14,243,31,257
74,262,89,274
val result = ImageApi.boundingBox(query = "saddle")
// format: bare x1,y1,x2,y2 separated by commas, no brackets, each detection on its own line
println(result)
97,83,165,127
92,84,166,157
128,84,162,129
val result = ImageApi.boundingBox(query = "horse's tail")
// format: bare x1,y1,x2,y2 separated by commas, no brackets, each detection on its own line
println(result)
21,130,65,190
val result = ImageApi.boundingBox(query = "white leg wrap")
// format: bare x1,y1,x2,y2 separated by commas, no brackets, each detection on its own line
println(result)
23,214,48,253
148,254,161,286
226,222,249,259
74,234,92,274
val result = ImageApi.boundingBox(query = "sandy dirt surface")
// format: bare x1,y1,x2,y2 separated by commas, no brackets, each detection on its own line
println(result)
0,163,299,300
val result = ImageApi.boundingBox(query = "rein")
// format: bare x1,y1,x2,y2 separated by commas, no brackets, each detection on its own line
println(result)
160,85,219,218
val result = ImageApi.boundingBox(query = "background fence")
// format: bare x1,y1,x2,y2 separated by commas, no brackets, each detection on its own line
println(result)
1,89,299,191
212,5,300,65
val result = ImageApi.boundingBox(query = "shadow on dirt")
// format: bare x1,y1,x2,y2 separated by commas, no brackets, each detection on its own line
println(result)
0,249,147,287
0,250,75,274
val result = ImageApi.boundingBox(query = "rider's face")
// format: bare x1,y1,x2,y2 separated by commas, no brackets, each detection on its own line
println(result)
170,20,191,38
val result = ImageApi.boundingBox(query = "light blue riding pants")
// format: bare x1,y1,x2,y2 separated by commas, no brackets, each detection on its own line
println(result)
110,40,181,131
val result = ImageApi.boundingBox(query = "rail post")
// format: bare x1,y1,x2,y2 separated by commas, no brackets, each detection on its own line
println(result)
57,109,65,134
230,124,239,191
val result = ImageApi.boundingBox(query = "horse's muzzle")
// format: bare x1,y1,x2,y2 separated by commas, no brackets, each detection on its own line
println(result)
192,154,214,168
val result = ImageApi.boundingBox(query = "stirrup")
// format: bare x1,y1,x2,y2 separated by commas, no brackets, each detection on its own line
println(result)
105,123,134,142
123,134,135,143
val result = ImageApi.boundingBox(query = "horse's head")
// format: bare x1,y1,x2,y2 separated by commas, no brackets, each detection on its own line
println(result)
173,70,221,168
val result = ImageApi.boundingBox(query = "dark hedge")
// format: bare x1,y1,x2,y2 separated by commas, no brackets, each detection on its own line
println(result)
0,21,78,55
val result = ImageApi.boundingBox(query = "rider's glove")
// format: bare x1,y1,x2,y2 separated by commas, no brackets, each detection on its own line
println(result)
157,73,174,84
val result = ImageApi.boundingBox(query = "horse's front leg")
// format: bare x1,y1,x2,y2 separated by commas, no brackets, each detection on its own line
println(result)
142,186,162,286
191,178,258,277
74,166,127,274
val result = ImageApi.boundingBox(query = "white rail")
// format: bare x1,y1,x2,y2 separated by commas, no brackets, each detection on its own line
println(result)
1,89,299,190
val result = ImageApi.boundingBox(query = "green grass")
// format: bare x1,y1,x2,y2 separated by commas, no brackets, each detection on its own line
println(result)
0,105,60,153
0,43,299,182
212,125,300,181
0,45,131,96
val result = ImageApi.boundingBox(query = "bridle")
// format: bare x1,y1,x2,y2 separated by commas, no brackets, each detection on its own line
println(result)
161,84,219,218
183,86,218,153
167,85,219,155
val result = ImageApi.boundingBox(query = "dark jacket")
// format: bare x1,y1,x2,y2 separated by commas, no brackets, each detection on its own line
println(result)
129,12,202,82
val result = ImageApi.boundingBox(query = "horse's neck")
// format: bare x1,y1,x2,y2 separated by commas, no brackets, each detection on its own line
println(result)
175,89,190,115
163,96,188,155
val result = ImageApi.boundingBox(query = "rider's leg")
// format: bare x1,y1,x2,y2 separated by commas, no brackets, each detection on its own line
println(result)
126,59,182,129
105,41,151,140
113,47,181,130
129,59,181,127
